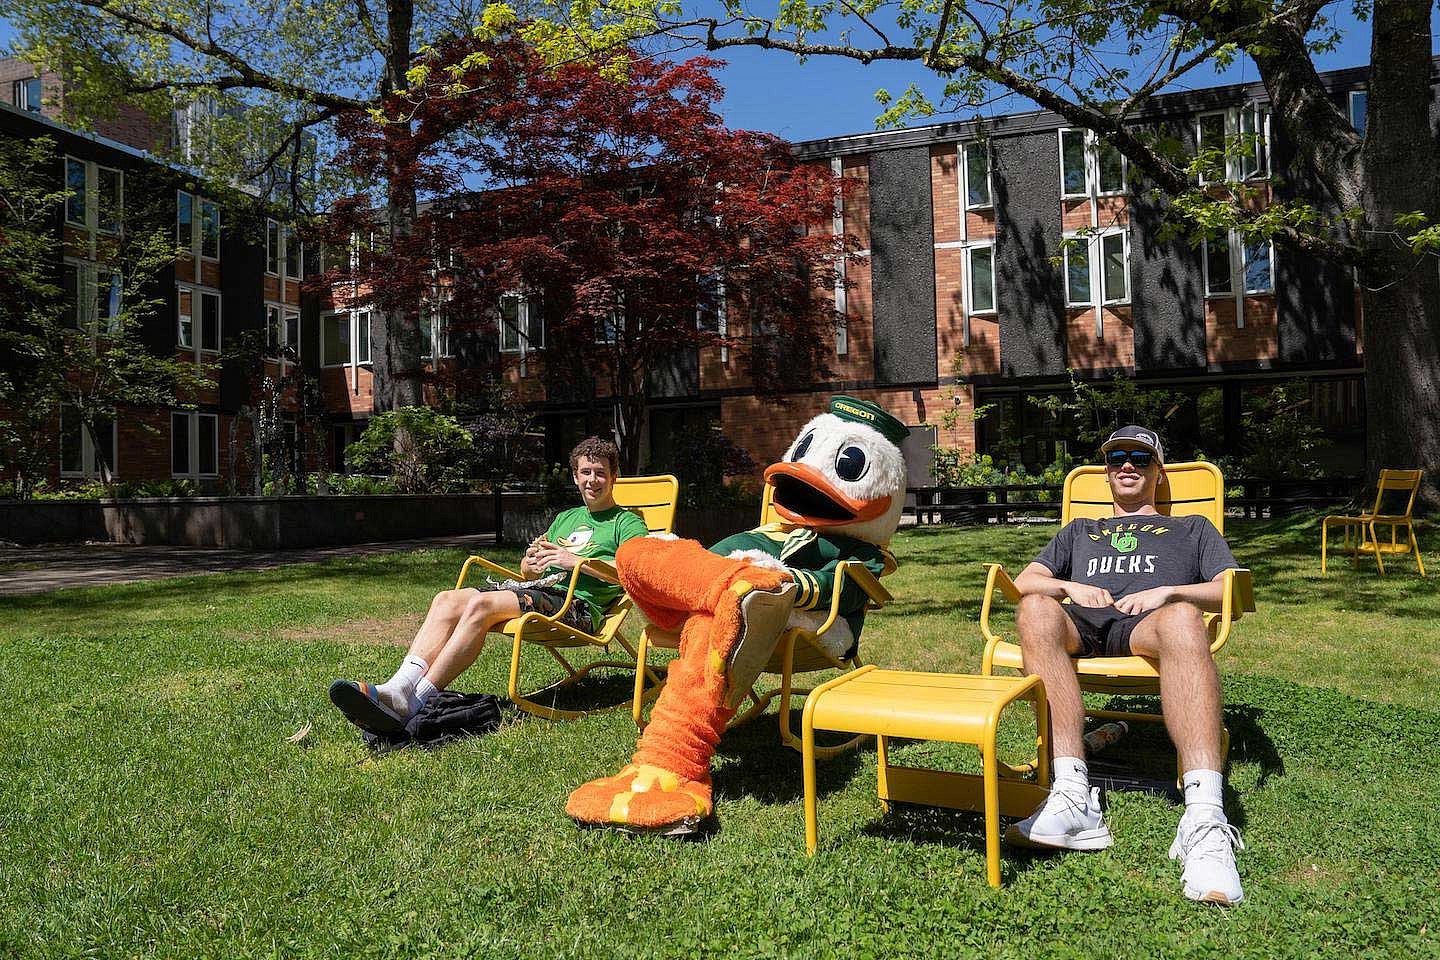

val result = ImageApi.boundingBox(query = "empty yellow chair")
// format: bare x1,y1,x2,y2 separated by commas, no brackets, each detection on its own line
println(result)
980,462,1256,769
1322,469,1427,576
632,483,894,758
454,474,678,720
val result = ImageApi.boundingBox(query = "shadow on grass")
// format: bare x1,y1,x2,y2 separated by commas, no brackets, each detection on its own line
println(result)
712,708,867,806
856,805,1045,880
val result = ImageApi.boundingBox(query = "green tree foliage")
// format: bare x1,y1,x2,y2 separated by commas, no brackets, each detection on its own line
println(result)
0,136,209,497
344,406,475,493
523,0,1440,504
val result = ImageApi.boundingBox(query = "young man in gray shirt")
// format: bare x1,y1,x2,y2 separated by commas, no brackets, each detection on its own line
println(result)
1005,426,1246,905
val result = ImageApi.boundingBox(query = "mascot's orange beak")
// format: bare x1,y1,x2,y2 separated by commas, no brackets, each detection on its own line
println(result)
763,462,892,529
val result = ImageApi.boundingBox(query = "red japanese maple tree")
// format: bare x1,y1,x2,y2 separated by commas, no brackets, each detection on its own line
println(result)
328,38,855,471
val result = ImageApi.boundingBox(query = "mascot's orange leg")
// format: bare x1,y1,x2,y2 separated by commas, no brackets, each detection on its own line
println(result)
565,537,791,832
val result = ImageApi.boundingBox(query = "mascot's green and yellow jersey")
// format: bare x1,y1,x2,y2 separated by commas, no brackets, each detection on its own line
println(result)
710,522,897,639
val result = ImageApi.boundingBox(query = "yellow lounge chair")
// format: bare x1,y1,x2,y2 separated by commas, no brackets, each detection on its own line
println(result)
632,484,894,759
980,461,1256,772
1322,469,1427,576
454,474,679,720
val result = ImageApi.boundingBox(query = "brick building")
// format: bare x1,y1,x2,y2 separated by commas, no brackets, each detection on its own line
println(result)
4,60,1380,492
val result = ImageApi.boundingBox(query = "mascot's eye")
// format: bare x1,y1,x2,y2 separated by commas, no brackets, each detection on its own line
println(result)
790,431,815,461
835,445,868,482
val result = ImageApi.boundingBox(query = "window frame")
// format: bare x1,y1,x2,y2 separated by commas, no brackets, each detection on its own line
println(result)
176,283,222,355
1202,234,1234,299
1348,88,1368,137
60,404,117,480
199,198,220,262
321,310,370,367
171,410,220,479
964,243,998,316
1098,230,1130,305
1196,104,1270,184
13,77,42,112
1063,235,1093,307
1058,129,1090,199
500,293,543,353
64,156,88,227
961,141,993,211
1064,229,1131,307
1241,237,1275,296
95,164,124,235
266,218,281,276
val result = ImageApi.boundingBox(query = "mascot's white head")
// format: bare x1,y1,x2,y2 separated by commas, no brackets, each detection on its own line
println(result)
762,396,908,547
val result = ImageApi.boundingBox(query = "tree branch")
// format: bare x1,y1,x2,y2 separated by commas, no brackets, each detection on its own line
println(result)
71,0,368,112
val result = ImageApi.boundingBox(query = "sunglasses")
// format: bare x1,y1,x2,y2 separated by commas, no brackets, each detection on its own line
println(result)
1105,449,1155,470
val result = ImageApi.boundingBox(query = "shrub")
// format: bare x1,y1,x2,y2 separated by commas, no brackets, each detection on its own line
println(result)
344,407,475,493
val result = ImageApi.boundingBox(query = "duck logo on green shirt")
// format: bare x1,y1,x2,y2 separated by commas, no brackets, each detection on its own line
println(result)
560,527,596,550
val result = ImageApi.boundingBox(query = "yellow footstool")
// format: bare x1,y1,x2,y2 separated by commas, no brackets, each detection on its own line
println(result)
801,666,1051,888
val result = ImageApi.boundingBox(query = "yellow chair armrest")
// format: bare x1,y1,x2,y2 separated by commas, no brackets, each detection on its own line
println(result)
579,558,620,584
979,563,1022,657
455,554,525,589
806,561,892,638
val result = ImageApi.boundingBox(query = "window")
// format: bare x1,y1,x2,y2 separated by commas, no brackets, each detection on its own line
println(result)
285,309,301,360
962,142,992,209
595,294,625,345
177,191,193,249
1349,89,1367,137
1204,231,1274,300
96,166,122,234
501,294,543,353
1096,141,1125,195
1059,130,1088,198
422,307,450,360
966,245,996,314
171,411,219,478
176,286,221,353
12,77,41,112
60,405,116,479
285,226,300,278
1059,129,1127,198
266,219,280,275
322,312,350,366
65,158,124,234
1203,234,1233,297
1065,239,1091,306
63,260,122,332
65,158,87,225
322,311,370,366
1065,230,1130,305
200,200,220,260
1197,105,1269,183
266,304,283,356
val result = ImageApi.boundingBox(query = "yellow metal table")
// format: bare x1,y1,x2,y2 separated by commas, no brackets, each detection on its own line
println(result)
801,666,1052,888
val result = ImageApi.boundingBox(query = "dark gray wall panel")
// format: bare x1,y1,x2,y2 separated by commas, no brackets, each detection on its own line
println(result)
992,133,1066,377
219,224,266,410
1271,111,1357,363
1131,121,1206,371
868,147,937,384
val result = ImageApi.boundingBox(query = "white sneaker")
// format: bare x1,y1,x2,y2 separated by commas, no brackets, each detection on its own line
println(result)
1005,784,1114,851
1170,812,1245,905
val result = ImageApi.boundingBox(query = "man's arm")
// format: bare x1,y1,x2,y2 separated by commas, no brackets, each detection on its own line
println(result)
1112,573,1228,615
1014,562,1116,608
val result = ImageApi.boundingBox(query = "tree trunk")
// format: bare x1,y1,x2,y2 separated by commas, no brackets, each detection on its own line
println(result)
1357,0,1440,507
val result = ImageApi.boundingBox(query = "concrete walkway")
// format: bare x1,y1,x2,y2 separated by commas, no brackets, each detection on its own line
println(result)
0,534,498,597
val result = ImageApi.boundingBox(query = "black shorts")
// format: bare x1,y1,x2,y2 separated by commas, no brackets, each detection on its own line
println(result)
1062,604,1160,657
477,586,598,634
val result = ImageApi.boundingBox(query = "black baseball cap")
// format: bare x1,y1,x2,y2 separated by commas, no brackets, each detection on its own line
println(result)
1101,425,1165,464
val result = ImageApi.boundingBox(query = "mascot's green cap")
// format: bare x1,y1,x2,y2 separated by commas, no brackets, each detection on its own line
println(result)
829,395,909,446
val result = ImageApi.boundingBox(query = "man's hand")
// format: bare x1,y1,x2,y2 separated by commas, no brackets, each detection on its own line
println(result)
522,538,559,577
1062,582,1115,608
532,543,582,572
1113,585,1174,615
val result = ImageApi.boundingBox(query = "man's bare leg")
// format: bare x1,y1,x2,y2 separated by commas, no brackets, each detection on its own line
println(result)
373,589,474,714
1127,602,1224,772
412,590,524,704
1130,602,1243,905
1015,594,1086,758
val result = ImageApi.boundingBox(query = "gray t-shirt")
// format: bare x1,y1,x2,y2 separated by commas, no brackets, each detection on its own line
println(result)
1033,515,1237,599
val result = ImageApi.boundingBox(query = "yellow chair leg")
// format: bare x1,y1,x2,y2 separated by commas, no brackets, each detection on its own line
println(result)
982,738,1001,889
1369,521,1387,574
1411,525,1427,576
803,704,819,856
1321,519,1330,575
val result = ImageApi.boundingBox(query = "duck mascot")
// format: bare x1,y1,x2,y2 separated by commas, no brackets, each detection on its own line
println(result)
565,396,908,834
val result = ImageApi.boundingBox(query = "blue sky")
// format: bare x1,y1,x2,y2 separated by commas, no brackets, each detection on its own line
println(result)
0,9,1397,143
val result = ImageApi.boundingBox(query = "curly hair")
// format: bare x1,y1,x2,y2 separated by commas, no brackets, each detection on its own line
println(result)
569,437,620,475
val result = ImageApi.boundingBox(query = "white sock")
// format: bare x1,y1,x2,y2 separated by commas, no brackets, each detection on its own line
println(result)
411,676,442,717
377,655,428,715
1053,756,1090,794
1182,768,1226,821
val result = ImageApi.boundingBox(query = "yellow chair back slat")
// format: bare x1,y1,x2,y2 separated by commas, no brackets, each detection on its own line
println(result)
1063,461,1225,534
1370,469,1423,517
759,483,782,527
614,475,680,534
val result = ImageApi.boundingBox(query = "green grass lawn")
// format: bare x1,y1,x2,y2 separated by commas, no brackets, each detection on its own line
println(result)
2,515,1438,958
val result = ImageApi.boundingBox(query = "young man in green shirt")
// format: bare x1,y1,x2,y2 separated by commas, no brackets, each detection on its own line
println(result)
330,437,649,736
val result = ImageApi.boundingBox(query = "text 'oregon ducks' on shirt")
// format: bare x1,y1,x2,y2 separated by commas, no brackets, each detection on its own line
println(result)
544,504,650,626
1033,515,1237,599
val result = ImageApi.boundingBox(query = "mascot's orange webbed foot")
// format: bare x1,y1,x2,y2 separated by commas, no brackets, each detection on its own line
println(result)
565,763,712,835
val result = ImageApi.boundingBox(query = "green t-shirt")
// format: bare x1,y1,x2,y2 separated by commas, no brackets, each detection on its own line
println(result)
544,504,650,624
